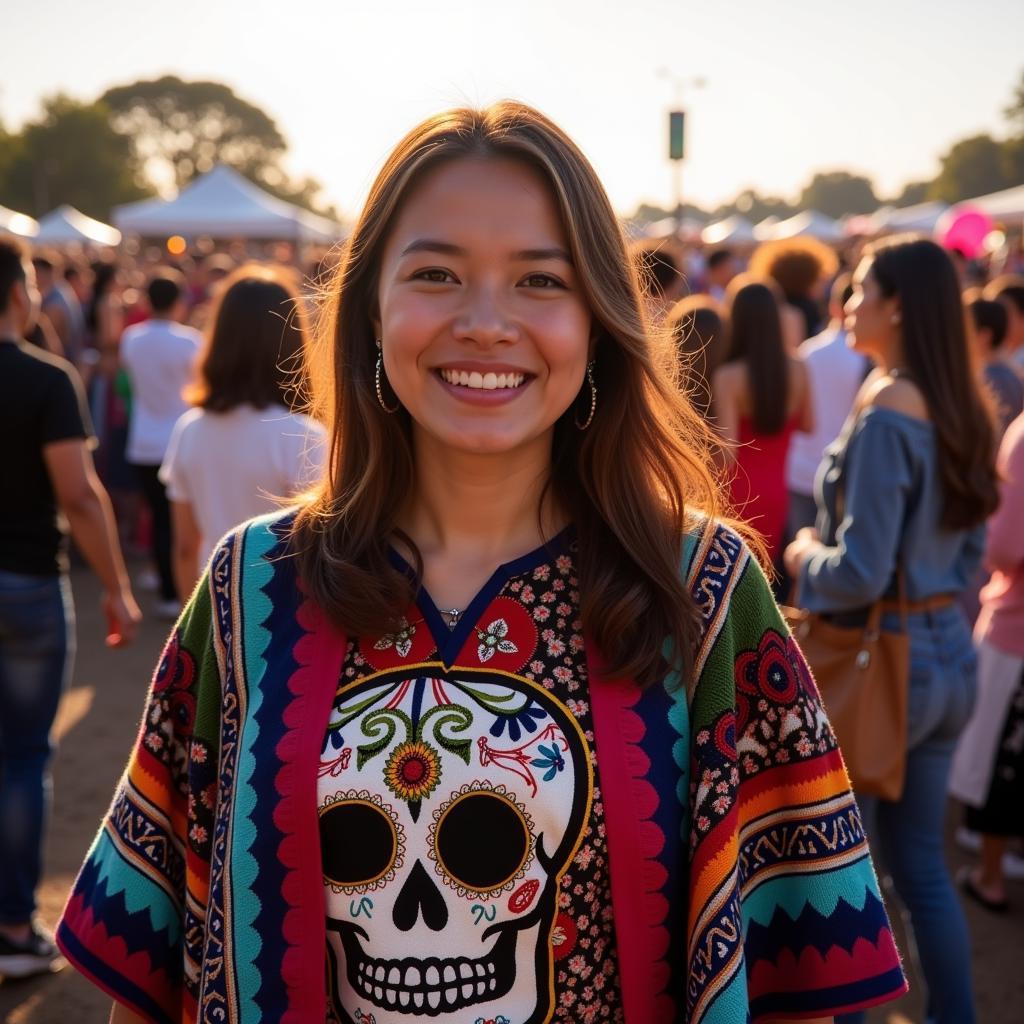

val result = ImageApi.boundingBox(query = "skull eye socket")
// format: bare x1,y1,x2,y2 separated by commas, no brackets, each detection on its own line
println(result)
319,798,399,888
433,791,532,893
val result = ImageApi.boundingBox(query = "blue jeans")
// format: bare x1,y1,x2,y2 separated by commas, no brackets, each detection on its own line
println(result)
840,605,978,1024
0,570,74,924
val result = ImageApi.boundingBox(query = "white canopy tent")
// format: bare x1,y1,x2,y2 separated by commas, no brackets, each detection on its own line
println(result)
753,215,779,240
35,205,120,246
0,204,40,239
113,165,344,242
866,201,949,235
758,210,843,242
701,215,755,245
969,184,1024,220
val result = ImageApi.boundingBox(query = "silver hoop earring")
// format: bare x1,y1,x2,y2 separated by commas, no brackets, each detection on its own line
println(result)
375,340,400,414
575,360,597,431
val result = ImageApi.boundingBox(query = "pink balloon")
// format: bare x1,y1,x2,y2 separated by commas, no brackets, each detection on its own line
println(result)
935,205,994,260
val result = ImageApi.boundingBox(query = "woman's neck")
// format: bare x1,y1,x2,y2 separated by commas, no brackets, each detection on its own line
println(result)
397,430,564,564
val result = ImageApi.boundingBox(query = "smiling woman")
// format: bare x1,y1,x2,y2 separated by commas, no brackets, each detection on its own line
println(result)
57,102,906,1024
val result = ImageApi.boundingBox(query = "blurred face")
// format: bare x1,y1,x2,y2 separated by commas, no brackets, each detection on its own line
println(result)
375,156,592,456
844,257,899,361
9,261,42,334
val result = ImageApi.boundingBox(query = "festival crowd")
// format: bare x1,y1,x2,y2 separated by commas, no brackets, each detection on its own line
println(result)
1,108,1024,1023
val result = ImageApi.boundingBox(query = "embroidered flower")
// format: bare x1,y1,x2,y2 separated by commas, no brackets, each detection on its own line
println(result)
531,742,566,781
533,605,552,622
546,637,566,657
476,618,519,663
384,741,442,802
373,617,417,658
489,701,547,741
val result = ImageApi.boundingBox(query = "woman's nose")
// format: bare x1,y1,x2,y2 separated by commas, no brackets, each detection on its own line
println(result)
452,285,518,347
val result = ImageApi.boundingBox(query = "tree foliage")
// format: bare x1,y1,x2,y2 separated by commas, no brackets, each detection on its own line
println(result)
99,75,333,214
928,134,1015,203
798,171,877,218
0,95,151,219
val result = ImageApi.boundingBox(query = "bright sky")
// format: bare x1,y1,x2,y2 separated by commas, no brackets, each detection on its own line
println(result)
6,0,1023,218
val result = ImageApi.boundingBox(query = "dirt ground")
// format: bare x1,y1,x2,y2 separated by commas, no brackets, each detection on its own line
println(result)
2,563,1022,1023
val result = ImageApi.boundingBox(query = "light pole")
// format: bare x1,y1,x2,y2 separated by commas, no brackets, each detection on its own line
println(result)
657,71,706,234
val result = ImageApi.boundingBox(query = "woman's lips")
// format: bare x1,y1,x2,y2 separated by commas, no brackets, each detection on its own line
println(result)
432,369,534,405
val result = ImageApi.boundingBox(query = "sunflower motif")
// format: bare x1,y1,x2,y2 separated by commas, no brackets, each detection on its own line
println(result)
373,617,417,658
476,617,519,663
384,741,442,802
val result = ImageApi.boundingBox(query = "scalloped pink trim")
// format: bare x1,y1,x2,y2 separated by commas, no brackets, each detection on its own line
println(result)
273,595,347,1024
588,648,675,1024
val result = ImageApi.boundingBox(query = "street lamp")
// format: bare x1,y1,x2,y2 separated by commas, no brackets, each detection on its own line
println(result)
657,71,706,233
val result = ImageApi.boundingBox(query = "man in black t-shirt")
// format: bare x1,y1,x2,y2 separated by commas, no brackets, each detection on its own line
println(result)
0,239,141,979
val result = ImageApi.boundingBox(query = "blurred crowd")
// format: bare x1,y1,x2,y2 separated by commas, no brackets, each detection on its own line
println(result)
2,217,1024,1015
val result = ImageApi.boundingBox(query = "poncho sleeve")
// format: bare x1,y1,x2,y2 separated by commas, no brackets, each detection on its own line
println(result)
56,570,222,1024
686,530,907,1022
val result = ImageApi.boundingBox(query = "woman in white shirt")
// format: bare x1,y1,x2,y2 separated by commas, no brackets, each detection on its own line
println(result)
161,263,325,596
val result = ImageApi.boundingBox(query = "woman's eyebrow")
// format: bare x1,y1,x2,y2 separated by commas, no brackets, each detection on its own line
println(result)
398,239,572,264
512,247,573,264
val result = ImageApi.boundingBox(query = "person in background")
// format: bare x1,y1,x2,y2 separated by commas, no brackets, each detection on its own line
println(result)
160,264,326,598
984,275,1024,374
784,236,1000,1024
32,252,86,369
950,410,1024,913
63,262,92,309
969,296,1023,435
120,269,202,616
704,247,738,301
750,236,838,350
667,293,728,420
0,238,140,979
785,273,869,537
630,239,683,324
714,274,813,559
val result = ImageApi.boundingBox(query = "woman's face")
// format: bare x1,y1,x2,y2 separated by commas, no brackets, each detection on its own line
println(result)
375,156,593,456
844,258,898,360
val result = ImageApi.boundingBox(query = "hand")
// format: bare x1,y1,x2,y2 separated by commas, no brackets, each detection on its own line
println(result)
783,531,819,579
102,588,142,648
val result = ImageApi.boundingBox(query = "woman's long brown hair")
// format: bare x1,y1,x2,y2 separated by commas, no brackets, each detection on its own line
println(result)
868,236,999,529
290,101,743,688
723,274,790,435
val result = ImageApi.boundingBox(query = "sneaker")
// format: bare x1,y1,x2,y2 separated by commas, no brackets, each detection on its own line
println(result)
0,923,65,978
135,568,161,592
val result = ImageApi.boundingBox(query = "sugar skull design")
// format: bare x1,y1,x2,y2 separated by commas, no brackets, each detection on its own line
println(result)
320,667,592,1024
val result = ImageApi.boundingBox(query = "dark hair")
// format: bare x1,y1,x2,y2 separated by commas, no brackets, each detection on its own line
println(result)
867,236,999,529
86,260,118,332
32,251,60,275
984,274,1024,315
668,295,728,418
707,249,734,272
147,268,185,314
724,274,789,434
291,101,744,690
0,238,28,315
186,264,308,413
969,297,1008,351
631,241,681,298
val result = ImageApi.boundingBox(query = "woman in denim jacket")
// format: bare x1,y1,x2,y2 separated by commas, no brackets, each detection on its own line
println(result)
784,236,1000,1024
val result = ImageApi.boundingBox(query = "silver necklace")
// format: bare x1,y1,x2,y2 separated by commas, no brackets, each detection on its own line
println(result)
440,607,462,629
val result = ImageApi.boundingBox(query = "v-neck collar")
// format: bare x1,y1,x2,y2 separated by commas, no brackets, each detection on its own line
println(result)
388,525,575,666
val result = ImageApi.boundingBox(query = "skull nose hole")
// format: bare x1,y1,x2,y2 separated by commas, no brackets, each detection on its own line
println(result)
393,859,449,932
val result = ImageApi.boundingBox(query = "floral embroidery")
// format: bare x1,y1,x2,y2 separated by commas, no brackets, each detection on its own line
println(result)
532,742,566,781
373,617,417,658
476,618,519,663
383,741,442,802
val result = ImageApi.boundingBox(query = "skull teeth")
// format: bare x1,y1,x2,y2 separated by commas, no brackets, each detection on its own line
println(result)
350,951,508,1012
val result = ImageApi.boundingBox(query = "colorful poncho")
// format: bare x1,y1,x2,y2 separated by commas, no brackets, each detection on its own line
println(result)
57,512,906,1023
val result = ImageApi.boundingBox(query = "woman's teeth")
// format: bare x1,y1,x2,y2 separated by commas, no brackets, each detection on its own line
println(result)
439,369,526,390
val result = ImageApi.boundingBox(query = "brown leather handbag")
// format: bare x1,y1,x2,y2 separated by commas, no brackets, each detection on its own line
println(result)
783,578,909,801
